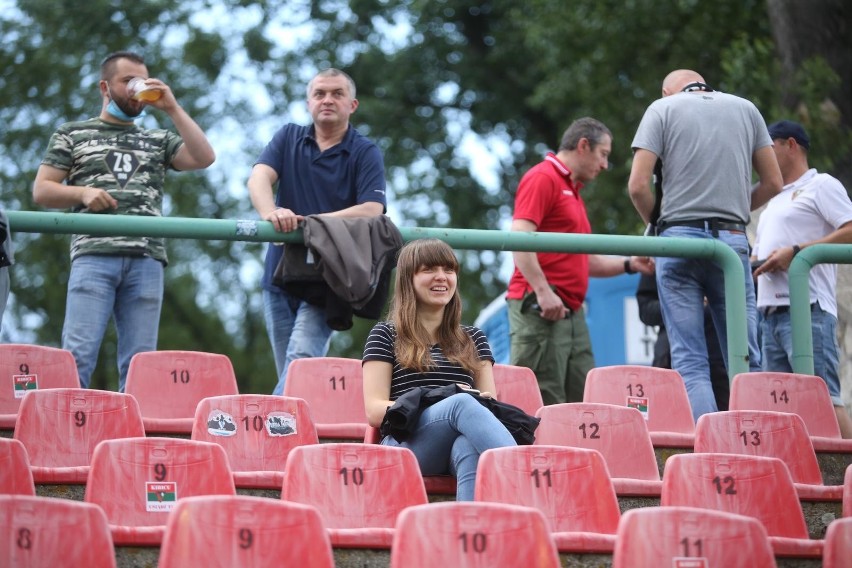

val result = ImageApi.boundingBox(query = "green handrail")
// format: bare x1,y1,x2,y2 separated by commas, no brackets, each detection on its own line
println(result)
6,210,751,377
787,244,852,375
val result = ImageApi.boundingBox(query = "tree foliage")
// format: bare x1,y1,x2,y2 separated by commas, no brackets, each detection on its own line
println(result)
1,0,849,392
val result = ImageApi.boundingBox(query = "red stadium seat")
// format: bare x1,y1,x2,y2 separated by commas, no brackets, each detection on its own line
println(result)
475,445,619,553
534,403,662,497
158,495,334,568
613,506,777,568
661,452,822,558
0,438,34,496
730,372,852,452
694,410,842,500
492,364,544,416
281,443,428,548
362,426,457,496
823,516,852,568
844,464,851,517
125,350,239,435
191,395,319,489
584,365,694,447
283,357,367,440
13,388,144,484
0,495,116,567
85,437,235,546
390,501,561,568
0,344,80,430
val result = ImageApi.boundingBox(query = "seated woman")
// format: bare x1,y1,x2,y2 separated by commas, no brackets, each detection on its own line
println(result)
362,238,516,501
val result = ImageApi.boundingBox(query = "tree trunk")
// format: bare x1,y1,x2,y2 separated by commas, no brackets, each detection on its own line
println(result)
767,0,852,186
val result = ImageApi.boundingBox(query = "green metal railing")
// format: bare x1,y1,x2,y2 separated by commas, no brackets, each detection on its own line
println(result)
788,244,852,375
6,211,752,377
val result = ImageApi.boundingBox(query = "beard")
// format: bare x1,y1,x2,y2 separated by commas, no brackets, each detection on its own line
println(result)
112,97,142,118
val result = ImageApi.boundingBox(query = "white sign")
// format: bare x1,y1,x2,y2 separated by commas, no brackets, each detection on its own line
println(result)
623,296,658,365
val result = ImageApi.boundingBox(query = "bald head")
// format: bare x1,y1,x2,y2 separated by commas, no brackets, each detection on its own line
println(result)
662,69,705,97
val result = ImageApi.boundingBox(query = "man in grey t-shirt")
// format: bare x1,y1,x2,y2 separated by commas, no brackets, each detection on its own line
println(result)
627,69,782,420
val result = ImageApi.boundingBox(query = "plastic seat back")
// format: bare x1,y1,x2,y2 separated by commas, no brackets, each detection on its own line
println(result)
0,438,35,496
730,371,842,438
13,388,144,483
0,344,80,429
661,452,809,538
0,495,116,567
694,410,823,485
191,395,318,489
492,364,544,416
283,357,367,439
281,443,427,531
159,495,334,568
824,516,852,568
613,506,776,568
583,365,694,434
475,445,620,534
534,403,660,480
390,501,561,568
844,464,851,517
125,350,239,434
85,437,235,546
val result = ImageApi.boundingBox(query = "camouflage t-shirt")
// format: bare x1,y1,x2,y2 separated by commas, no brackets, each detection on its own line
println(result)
41,118,183,263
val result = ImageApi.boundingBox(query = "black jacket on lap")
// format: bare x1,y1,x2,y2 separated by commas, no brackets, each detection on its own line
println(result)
380,384,540,445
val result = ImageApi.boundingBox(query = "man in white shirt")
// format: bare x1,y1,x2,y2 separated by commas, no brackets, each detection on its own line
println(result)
753,120,852,437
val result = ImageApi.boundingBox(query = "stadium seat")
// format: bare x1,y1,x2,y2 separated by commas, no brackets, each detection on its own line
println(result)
0,344,80,430
534,403,662,497
0,438,34,496
281,443,428,548
0,495,116,567
823,516,852,568
474,445,619,553
363,426,457,495
13,388,144,484
730,371,852,452
492,364,544,416
584,365,695,447
390,501,561,568
694,410,842,500
85,437,236,546
661,452,822,558
613,506,777,568
125,350,239,435
191,394,319,489
844,464,851,517
158,495,334,568
282,357,367,440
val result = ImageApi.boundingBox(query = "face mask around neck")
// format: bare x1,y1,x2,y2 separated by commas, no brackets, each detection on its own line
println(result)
105,85,144,122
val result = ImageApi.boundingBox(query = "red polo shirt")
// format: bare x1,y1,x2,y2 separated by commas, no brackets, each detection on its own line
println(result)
507,152,591,310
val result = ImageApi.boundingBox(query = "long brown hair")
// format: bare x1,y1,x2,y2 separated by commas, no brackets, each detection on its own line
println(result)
389,239,480,373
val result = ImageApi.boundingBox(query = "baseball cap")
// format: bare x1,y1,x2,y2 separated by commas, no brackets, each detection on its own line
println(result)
767,120,810,150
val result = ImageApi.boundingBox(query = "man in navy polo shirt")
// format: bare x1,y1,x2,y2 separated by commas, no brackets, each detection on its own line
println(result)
248,68,386,395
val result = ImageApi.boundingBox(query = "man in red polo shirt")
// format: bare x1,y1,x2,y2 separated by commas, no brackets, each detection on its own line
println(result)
508,117,653,405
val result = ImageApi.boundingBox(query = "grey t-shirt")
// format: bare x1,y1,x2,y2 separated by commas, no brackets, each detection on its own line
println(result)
631,91,772,225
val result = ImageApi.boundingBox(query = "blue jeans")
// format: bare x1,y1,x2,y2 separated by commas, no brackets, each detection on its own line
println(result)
381,393,517,501
761,304,842,406
263,287,333,395
656,227,760,420
62,255,164,391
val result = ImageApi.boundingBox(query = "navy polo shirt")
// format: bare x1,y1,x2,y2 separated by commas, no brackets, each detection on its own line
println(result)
255,123,387,290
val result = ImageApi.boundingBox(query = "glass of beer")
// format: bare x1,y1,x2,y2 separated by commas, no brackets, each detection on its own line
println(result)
128,77,162,102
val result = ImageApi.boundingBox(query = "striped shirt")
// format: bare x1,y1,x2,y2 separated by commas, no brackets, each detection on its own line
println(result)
362,321,494,401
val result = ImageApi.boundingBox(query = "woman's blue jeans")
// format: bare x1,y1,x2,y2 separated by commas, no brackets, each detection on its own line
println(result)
381,393,516,501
